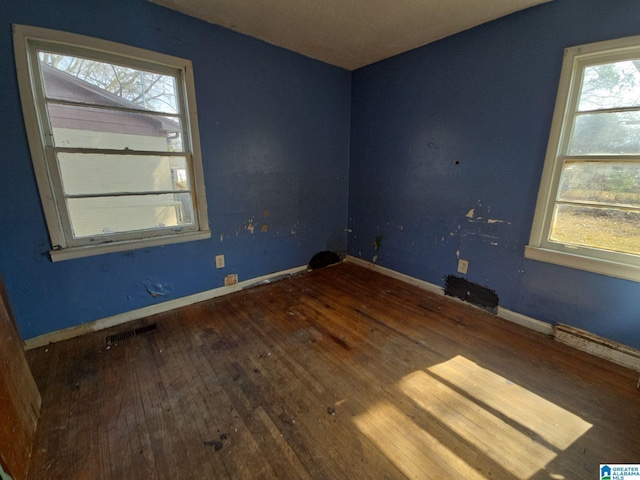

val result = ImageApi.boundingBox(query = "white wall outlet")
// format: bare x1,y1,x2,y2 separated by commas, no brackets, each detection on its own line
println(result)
215,255,225,269
457,259,469,274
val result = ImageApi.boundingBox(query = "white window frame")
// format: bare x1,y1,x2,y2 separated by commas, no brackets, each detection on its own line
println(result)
13,24,210,262
526,35,640,282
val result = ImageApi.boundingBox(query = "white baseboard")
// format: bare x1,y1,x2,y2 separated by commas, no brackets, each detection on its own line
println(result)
345,256,444,295
25,265,307,350
497,307,554,336
345,256,552,334
345,255,640,374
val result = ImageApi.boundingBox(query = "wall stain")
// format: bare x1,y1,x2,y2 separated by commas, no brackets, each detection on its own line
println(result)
374,235,383,251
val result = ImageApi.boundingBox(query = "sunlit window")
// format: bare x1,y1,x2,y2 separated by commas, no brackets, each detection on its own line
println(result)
14,25,210,261
526,36,640,281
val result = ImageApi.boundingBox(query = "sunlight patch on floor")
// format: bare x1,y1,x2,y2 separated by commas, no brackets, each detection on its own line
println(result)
353,401,487,479
396,355,592,479
427,355,592,450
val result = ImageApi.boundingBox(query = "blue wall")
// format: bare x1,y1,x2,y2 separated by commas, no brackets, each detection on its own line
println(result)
349,0,640,349
3,0,640,349
0,0,351,339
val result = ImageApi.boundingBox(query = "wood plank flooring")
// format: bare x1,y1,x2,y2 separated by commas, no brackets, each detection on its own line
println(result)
26,263,640,479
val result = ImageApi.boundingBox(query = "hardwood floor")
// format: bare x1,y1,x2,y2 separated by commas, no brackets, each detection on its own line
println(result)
26,262,640,479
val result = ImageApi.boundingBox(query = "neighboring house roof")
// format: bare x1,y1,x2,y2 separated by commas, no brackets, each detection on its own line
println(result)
42,63,180,136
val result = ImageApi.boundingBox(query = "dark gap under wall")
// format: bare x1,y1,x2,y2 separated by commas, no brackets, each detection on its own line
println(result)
444,276,499,314
308,251,340,270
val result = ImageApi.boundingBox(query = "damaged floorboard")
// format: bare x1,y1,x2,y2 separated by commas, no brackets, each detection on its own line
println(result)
26,263,639,479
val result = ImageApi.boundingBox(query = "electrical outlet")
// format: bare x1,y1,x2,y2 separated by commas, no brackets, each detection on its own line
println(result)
457,259,469,274
215,255,225,269
224,274,238,286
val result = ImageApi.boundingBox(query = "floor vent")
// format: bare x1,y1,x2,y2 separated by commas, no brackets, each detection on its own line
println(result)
106,323,158,346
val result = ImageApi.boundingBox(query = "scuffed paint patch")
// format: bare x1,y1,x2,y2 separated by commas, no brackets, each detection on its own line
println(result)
372,254,378,263
374,235,383,251
264,210,270,217
143,279,171,298
220,234,224,242
466,215,512,225
461,232,499,241
261,224,269,233
466,208,475,219
456,249,460,259
247,222,255,234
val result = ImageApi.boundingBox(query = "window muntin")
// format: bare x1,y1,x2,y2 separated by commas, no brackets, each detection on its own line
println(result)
14,25,209,260
526,37,640,281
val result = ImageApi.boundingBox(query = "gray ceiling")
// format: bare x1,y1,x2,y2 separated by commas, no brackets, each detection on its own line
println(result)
148,0,551,70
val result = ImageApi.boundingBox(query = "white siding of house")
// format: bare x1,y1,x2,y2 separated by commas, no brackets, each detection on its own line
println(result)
52,128,184,237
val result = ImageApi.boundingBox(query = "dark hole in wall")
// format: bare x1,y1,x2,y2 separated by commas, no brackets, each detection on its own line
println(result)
444,276,499,314
308,251,340,270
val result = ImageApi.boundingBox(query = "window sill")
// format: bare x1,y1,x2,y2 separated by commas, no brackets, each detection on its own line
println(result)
50,230,211,262
524,245,640,282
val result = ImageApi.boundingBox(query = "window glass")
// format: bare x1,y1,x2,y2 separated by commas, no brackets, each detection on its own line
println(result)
578,61,640,111
526,36,640,281
67,193,194,238
550,204,640,255
14,25,209,260
39,52,179,114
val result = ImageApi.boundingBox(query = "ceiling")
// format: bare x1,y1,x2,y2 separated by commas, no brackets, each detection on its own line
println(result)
148,0,552,70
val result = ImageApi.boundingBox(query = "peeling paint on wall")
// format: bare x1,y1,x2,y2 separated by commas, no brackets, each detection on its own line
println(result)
374,235,383,251
142,279,171,298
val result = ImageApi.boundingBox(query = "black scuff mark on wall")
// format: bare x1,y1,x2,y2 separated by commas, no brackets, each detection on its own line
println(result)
444,275,499,314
